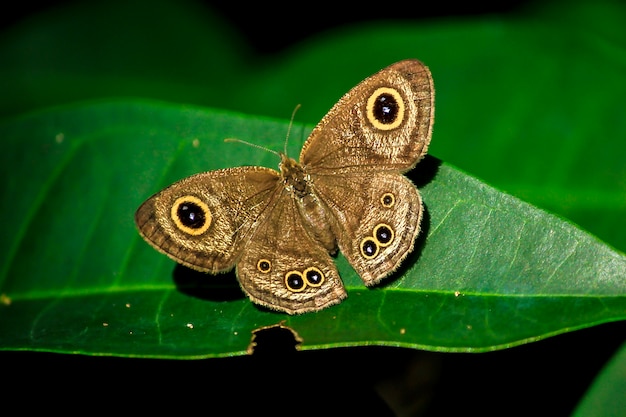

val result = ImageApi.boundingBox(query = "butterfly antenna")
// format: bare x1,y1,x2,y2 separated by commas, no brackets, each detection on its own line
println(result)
284,104,302,155
224,138,280,156
225,104,301,157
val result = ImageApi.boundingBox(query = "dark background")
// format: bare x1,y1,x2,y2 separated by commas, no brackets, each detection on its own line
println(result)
2,0,531,55
3,1,625,416
5,321,626,415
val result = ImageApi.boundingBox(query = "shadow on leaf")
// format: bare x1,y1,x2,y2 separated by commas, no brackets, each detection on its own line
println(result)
172,264,246,302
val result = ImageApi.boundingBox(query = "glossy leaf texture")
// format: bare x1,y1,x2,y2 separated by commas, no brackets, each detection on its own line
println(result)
0,101,624,358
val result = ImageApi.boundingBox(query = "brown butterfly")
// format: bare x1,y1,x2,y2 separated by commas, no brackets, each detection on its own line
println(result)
135,59,434,314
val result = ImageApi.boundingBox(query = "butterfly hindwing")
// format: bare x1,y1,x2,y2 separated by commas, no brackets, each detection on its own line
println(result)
312,171,423,285
235,190,347,314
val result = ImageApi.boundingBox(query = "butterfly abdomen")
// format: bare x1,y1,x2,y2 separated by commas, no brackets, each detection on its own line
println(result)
295,192,337,255
278,153,338,253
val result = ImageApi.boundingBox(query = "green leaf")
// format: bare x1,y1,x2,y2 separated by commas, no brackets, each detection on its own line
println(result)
1,100,624,358
571,341,626,417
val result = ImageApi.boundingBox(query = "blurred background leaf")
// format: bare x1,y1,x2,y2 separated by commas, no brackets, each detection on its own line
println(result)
571,341,626,417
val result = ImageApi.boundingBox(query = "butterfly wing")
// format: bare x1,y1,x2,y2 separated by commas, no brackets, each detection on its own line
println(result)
300,59,434,174
135,166,281,273
235,189,347,314
136,165,346,314
312,172,422,285
301,59,434,285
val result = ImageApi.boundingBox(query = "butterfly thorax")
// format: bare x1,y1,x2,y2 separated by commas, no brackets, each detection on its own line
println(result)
279,153,310,198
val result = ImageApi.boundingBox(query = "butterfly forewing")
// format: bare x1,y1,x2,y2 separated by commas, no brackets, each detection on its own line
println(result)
135,167,280,273
300,59,434,175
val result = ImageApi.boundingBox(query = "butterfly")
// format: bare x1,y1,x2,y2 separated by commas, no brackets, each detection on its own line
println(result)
135,59,434,314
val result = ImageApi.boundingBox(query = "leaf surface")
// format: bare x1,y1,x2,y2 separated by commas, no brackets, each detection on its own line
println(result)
1,101,624,358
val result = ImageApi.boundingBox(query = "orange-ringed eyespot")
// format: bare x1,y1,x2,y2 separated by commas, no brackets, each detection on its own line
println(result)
304,267,324,287
285,271,306,292
381,193,395,208
171,195,211,235
366,87,405,130
374,223,394,247
257,259,272,273
361,237,379,259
